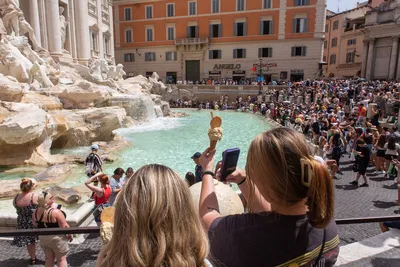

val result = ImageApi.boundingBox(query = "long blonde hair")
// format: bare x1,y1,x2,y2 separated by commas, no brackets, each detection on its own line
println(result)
246,128,334,228
99,164,209,267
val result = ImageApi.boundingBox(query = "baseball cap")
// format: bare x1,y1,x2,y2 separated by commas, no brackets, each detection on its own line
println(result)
91,144,99,150
191,152,201,159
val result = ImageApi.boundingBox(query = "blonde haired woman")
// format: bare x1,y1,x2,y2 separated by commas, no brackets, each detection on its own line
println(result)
200,128,339,267
97,164,211,267
11,178,39,264
32,192,71,267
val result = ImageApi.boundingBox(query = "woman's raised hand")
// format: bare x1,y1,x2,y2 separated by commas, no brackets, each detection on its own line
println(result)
199,148,216,172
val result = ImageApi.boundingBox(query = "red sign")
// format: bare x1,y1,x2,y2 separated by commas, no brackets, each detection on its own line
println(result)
253,63,278,68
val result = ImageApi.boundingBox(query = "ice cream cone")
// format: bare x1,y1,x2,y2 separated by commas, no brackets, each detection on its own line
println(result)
210,139,218,150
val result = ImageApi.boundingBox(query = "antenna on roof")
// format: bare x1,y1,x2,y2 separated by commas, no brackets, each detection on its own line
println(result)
337,0,341,13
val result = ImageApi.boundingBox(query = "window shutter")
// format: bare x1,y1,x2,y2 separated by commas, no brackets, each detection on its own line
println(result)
174,52,177,60
209,24,213,38
218,24,222,37
270,20,274,34
233,49,237,58
243,22,247,36
243,49,246,58
306,0,310,5
291,47,295,56
293,19,297,33
258,48,262,57
234,22,237,36
260,21,264,35
218,50,222,59
186,26,190,38
302,46,307,56
268,48,272,57
209,50,213,59
195,26,198,37
294,0,298,6
304,18,308,33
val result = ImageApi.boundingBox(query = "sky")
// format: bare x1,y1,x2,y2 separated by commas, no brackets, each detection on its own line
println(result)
327,0,365,13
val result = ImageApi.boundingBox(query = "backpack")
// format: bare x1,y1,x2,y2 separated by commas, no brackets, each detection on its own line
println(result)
85,153,98,176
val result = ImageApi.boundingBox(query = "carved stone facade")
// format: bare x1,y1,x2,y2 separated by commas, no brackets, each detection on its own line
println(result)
19,0,114,64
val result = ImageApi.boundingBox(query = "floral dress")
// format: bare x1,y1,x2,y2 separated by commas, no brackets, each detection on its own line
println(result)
11,193,39,247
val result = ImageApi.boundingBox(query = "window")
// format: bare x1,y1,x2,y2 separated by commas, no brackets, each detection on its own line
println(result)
234,22,246,36
104,36,110,54
146,5,153,19
325,24,329,33
233,48,246,58
167,3,174,17
263,0,272,9
260,20,274,35
331,37,337,47
237,0,245,11
125,29,132,43
333,20,339,30
212,0,220,13
347,39,356,46
346,52,355,63
324,40,327,49
209,24,222,38
329,54,336,64
189,1,196,15
323,56,327,62
187,25,198,38
124,8,131,21
167,27,175,40
294,0,310,6
291,46,307,56
209,49,222,59
124,53,135,62
146,28,153,42
166,51,177,61
293,18,308,33
258,47,273,58
90,31,98,50
145,52,156,61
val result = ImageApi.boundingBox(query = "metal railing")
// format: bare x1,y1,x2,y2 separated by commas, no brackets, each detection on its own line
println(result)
1,216,400,237
175,37,209,45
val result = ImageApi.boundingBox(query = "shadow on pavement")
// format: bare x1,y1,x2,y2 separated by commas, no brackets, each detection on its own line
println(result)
68,248,98,267
383,184,398,190
371,256,400,267
370,177,395,182
372,200,398,209
335,184,358,191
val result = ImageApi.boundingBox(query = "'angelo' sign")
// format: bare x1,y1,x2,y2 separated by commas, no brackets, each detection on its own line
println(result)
213,64,241,70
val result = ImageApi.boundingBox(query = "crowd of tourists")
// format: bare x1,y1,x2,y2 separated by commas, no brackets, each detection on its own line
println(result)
10,78,400,266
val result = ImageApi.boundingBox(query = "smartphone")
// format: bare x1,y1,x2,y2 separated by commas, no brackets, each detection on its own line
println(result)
220,148,240,181
57,204,62,210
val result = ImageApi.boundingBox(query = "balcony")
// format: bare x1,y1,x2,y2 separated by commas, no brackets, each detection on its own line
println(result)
338,62,362,69
175,37,209,51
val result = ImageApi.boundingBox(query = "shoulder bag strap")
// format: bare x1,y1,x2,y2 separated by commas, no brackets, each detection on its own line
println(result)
313,229,327,267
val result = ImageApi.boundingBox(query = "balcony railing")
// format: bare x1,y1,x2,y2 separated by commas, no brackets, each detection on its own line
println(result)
338,62,362,68
175,37,209,45
91,49,100,58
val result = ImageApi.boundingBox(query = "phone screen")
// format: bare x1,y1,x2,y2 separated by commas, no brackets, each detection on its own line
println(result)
57,204,62,210
220,148,240,181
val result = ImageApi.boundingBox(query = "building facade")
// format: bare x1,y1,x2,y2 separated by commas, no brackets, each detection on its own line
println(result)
362,0,400,80
114,0,326,83
19,0,114,64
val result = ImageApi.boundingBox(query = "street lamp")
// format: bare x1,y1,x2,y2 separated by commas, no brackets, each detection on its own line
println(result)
258,58,263,95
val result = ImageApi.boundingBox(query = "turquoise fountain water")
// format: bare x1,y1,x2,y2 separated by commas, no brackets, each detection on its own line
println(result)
0,110,271,212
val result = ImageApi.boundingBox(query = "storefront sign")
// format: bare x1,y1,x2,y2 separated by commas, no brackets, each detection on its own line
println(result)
291,69,304,74
214,64,241,70
209,70,221,75
253,63,278,68
233,70,246,75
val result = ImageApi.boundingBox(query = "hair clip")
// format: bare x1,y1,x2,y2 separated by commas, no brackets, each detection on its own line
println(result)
300,158,314,188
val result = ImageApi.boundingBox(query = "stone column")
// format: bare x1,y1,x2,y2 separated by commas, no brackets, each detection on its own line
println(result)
74,0,91,64
389,37,399,80
361,40,369,78
365,39,375,80
28,0,41,47
45,0,62,57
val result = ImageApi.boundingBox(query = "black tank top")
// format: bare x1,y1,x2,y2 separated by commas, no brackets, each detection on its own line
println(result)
35,208,67,228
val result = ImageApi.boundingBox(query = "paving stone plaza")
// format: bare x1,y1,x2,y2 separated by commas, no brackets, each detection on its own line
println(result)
0,156,400,266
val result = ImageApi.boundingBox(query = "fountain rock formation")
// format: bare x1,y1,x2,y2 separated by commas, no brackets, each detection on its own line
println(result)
0,6,172,167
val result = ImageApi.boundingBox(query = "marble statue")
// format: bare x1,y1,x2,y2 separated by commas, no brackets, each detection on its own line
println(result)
29,61,54,88
59,6,69,52
107,64,126,81
89,58,103,81
100,59,109,80
0,0,42,51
